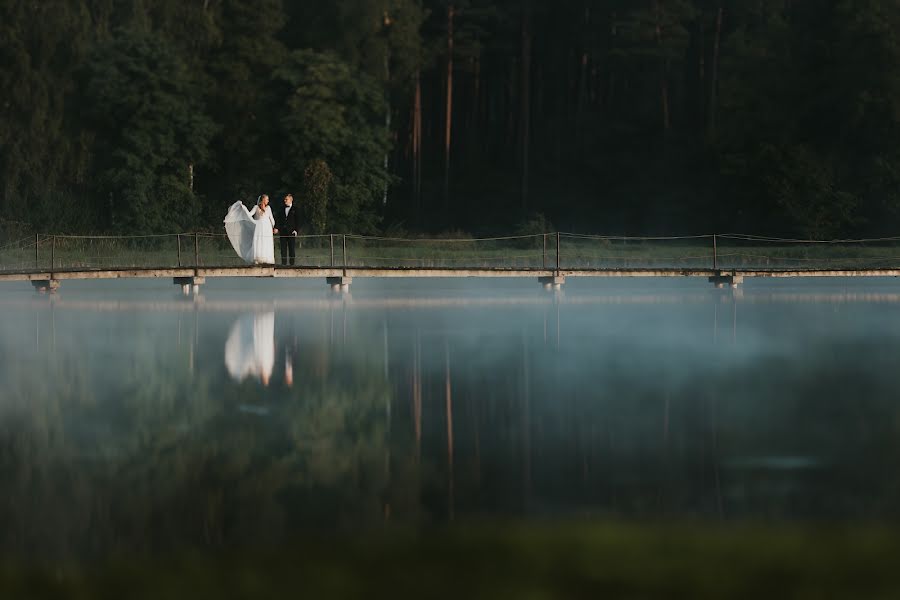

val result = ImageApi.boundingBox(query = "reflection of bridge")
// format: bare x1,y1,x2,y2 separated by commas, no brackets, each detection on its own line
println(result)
4,290,900,311
3,231,900,294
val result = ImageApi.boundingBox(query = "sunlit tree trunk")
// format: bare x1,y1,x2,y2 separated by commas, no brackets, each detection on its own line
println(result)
383,49,390,207
412,68,422,222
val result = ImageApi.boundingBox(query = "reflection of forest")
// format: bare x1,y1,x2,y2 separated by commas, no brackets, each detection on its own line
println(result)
2,295,900,561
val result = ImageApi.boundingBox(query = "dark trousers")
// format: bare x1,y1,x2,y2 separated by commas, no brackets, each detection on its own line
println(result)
279,235,296,266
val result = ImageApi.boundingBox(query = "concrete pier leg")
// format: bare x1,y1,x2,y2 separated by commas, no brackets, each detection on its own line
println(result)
327,276,352,294
538,275,565,292
708,273,743,289
174,276,205,296
31,279,60,294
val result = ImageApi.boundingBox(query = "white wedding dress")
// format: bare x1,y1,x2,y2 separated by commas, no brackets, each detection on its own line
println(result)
224,201,275,264
224,312,275,384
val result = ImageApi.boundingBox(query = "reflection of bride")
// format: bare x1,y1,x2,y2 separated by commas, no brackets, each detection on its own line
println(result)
224,312,275,385
224,195,275,264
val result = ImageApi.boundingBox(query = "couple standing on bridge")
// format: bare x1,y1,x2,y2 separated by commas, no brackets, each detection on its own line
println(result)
224,194,303,266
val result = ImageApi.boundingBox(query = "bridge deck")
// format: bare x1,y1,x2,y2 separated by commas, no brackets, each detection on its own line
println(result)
2,265,900,282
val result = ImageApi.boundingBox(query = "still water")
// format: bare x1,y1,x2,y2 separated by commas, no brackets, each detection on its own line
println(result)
1,278,899,561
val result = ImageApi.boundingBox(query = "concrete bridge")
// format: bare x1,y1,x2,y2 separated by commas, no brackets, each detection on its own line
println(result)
2,231,900,294
3,265,900,295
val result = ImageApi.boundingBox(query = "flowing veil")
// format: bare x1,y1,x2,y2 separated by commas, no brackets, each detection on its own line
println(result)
224,201,256,262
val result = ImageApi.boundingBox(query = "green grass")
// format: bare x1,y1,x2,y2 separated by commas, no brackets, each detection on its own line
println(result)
3,522,900,599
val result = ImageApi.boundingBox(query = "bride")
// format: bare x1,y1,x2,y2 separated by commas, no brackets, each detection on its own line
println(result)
224,194,276,264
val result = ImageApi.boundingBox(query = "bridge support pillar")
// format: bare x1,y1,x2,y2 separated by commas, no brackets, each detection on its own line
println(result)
31,279,59,294
709,273,743,289
174,276,205,296
327,276,352,293
539,275,565,291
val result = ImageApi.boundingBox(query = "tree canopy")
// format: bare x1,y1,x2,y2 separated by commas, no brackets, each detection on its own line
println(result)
2,0,899,238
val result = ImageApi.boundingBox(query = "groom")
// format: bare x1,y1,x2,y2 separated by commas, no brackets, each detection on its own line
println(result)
274,193,300,266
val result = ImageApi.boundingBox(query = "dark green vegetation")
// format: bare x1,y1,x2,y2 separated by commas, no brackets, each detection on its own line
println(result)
5,1,900,238
3,525,900,598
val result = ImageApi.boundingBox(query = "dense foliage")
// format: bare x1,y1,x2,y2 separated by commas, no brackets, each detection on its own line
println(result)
2,0,900,237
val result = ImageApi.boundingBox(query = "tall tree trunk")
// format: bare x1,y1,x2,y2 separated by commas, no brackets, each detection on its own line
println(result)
412,69,422,222
443,3,454,217
707,7,723,138
383,51,390,207
520,2,532,211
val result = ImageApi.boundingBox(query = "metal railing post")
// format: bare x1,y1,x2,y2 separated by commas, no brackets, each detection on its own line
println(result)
542,233,547,269
51,235,56,271
34,234,39,269
330,234,335,267
556,232,560,272
342,234,347,267
177,234,182,267
713,234,718,270
194,233,199,267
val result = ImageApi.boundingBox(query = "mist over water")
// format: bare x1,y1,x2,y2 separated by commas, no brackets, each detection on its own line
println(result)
1,277,899,562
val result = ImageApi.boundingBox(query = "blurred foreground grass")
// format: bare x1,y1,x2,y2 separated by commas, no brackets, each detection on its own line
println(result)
3,523,900,599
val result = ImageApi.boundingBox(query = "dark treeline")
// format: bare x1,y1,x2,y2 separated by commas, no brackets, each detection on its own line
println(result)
2,0,900,238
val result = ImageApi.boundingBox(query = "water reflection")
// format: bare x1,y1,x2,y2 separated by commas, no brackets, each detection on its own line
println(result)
2,281,900,561
224,312,276,385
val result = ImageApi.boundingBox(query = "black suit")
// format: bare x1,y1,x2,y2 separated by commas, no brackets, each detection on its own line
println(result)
274,203,301,265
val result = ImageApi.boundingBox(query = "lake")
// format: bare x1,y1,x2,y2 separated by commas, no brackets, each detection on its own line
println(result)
1,277,899,563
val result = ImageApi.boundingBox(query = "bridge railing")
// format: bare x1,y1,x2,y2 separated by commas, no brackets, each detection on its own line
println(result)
4,232,900,273
713,234,900,270
342,234,549,268
558,234,716,269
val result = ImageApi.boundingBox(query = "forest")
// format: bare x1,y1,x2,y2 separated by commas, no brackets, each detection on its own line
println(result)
2,0,900,238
